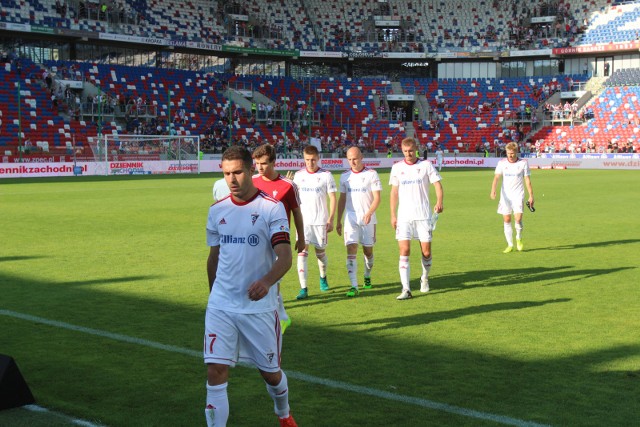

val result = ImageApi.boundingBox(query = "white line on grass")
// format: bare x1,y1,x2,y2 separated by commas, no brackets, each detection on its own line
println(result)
2,309,550,427
24,404,103,426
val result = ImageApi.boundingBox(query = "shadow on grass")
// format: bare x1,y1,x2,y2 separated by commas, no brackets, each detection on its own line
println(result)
288,265,634,305
0,256,47,263
61,275,162,287
433,266,636,294
527,238,640,252
1,264,639,427
338,298,571,332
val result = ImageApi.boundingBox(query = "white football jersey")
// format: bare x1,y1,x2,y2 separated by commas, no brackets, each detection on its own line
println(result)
495,158,530,200
293,167,337,225
389,159,442,221
206,191,290,314
339,167,382,225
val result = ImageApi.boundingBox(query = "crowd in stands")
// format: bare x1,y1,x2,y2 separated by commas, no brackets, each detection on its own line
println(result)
1,0,616,53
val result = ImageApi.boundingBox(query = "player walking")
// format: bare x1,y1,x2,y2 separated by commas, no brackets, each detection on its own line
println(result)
293,145,337,299
252,144,305,333
204,146,297,427
490,141,534,252
336,147,381,297
389,137,444,300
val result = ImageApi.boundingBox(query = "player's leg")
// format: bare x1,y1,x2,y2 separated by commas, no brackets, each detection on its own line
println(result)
204,309,236,427
514,212,524,251
345,243,359,297
261,370,297,426
396,221,413,299
316,246,330,291
296,246,309,299
242,312,297,426
397,240,412,298
362,223,376,289
419,242,432,292
315,225,330,291
343,217,360,296
205,364,230,427
416,220,433,292
362,245,374,289
498,198,514,252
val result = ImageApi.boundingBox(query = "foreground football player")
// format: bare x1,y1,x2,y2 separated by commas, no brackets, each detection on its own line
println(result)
389,137,444,300
204,146,297,427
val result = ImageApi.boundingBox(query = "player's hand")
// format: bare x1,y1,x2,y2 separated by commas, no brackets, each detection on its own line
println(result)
528,197,534,209
285,170,294,180
490,190,496,200
336,222,342,236
326,222,334,233
295,239,306,253
434,203,443,214
362,212,372,225
391,217,397,230
247,280,270,301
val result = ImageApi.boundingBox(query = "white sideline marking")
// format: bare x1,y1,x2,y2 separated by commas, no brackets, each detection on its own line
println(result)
24,404,103,426
2,309,550,427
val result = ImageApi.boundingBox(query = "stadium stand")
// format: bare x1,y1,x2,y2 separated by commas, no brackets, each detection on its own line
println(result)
530,85,640,154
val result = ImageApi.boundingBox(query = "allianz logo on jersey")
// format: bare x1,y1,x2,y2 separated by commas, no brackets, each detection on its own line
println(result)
399,178,423,185
221,234,260,246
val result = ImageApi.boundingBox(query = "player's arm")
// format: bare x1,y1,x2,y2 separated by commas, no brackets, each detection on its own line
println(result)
389,184,399,229
490,174,500,199
433,181,444,213
363,190,381,225
291,206,306,253
326,190,337,233
247,235,292,301
524,175,534,207
336,192,346,236
206,245,220,293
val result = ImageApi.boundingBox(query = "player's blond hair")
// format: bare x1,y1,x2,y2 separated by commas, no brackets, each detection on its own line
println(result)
401,137,417,148
505,142,519,152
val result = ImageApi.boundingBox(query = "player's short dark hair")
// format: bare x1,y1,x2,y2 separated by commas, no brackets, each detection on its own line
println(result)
303,145,319,156
222,146,253,170
252,144,276,162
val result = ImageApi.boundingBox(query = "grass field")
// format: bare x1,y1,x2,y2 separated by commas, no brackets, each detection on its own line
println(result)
1,168,639,427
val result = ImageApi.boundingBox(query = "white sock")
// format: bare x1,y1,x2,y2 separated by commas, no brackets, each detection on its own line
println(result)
421,256,432,281
277,293,288,321
515,222,523,240
317,251,328,278
346,255,358,287
399,256,410,290
265,371,291,419
364,254,374,277
205,382,229,427
504,222,513,246
297,251,308,289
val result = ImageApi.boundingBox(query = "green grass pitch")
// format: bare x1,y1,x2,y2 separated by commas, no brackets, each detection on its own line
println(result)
0,168,638,426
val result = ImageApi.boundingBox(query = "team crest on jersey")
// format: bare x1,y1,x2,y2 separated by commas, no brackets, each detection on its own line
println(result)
272,190,278,198
267,352,275,363
251,213,259,225
219,218,227,225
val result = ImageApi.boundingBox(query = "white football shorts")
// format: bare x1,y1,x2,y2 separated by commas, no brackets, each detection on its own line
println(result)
395,219,432,243
303,224,328,249
343,215,376,247
203,308,282,373
498,194,524,215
